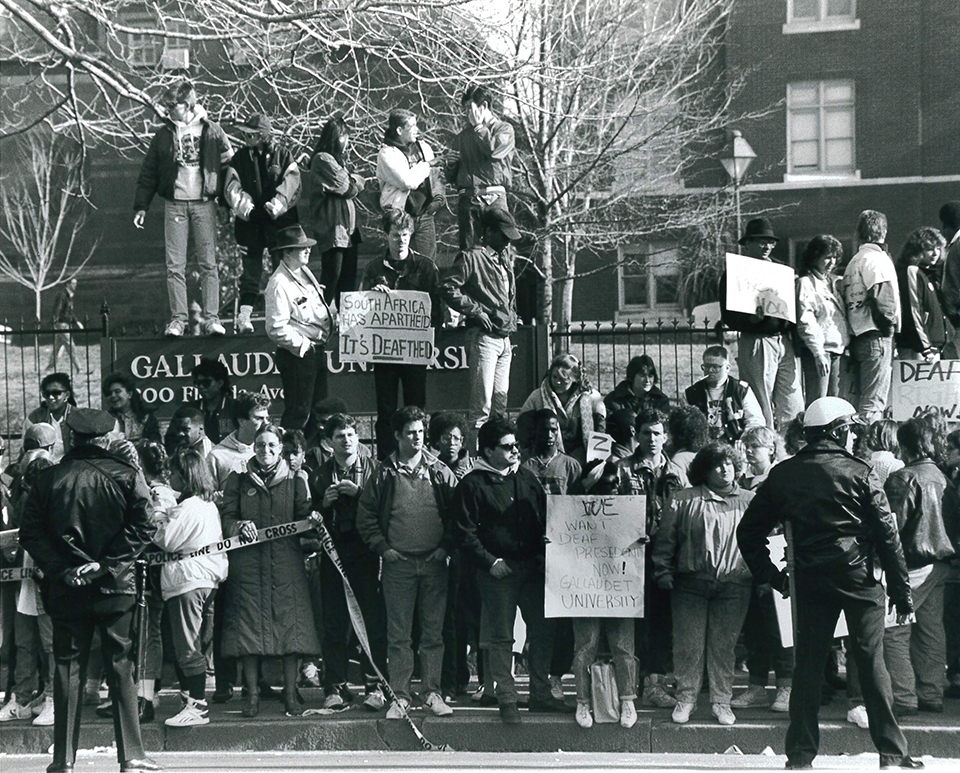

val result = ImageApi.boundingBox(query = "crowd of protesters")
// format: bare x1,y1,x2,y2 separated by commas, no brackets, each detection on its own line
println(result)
1,76,959,773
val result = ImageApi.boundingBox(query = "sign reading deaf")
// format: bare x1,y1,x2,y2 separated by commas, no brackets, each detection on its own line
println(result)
725,252,797,323
339,290,435,366
891,359,960,422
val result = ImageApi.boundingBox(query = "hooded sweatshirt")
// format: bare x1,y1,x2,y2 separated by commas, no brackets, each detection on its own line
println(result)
173,105,208,200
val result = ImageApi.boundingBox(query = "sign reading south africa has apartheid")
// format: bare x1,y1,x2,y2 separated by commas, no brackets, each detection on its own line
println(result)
545,494,647,618
338,290,435,365
891,358,960,422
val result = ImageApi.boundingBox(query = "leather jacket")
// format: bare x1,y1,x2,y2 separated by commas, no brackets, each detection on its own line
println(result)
736,440,912,609
885,459,955,569
18,444,155,596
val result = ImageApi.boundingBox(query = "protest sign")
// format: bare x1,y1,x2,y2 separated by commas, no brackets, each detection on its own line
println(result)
891,359,960,422
724,252,796,323
545,495,646,618
585,431,614,463
339,290,434,365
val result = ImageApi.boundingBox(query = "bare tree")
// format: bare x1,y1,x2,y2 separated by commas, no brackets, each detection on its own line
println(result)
0,130,97,322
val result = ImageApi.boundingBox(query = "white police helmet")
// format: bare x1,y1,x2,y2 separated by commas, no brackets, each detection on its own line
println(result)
803,397,864,430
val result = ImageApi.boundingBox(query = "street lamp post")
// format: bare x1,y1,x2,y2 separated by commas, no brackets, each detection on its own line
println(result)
720,129,756,238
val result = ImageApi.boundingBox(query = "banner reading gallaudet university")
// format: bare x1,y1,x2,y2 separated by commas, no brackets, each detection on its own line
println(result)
102,326,544,423
545,494,646,619
890,358,960,422
339,290,435,366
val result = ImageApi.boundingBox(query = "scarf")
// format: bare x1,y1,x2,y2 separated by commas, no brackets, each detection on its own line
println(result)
536,377,596,449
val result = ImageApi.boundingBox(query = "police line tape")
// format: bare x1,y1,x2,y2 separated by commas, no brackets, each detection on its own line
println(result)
0,519,316,581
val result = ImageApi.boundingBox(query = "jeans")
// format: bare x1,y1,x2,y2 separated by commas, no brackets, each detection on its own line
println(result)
572,618,636,702
163,199,219,324
381,554,448,700
319,244,358,307
671,576,751,705
842,334,894,423
743,580,793,686
737,331,803,429
637,542,672,677
440,554,466,695
276,346,329,439
466,328,512,448
457,190,508,250
169,588,215,678
787,565,908,768
320,544,388,689
800,349,841,406
883,562,948,707
373,364,427,460
411,213,437,262
13,611,53,696
476,558,553,705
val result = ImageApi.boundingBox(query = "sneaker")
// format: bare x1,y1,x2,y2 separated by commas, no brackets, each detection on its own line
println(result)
549,675,565,702
498,702,522,724
575,702,593,728
83,681,102,706
25,693,45,715
712,703,736,725
32,696,55,726
847,704,870,729
236,305,255,335
0,694,32,721
424,692,454,717
642,674,677,708
471,684,498,706
362,688,386,711
165,695,210,727
385,698,409,720
771,686,791,713
164,320,185,338
620,699,638,729
299,663,320,689
211,686,234,704
672,701,695,724
323,684,352,710
731,684,769,708
202,319,226,336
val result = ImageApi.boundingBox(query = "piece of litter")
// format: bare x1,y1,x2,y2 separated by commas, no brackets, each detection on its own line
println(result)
724,744,744,755
761,746,776,756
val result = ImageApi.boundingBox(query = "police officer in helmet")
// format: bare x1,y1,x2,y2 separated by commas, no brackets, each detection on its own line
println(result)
737,397,921,770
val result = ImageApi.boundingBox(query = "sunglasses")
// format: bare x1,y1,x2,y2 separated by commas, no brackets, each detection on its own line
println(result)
497,442,520,452
43,389,67,397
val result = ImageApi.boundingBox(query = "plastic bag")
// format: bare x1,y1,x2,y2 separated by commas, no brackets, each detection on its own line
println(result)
590,660,620,723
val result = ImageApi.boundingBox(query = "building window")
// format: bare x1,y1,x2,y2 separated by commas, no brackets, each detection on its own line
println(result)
784,0,859,33
618,243,682,315
787,80,856,177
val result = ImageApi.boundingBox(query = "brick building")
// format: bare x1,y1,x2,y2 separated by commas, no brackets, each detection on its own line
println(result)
572,0,960,322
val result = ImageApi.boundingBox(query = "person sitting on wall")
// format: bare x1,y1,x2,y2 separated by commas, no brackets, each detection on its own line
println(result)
684,345,764,445
604,354,672,416
102,373,161,445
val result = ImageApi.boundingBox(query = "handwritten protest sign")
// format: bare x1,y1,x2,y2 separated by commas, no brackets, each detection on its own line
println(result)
339,290,434,365
545,495,646,618
585,431,614,463
891,359,960,422
725,253,796,323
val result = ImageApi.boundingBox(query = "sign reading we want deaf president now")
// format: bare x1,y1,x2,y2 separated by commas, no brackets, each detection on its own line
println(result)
338,290,434,365
545,495,647,618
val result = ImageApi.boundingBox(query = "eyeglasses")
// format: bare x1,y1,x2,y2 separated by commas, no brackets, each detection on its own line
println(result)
43,389,66,397
497,442,520,452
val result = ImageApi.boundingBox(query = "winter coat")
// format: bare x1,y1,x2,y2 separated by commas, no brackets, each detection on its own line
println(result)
19,445,155,596
441,245,518,336
152,495,228,601
604,380,671,416
884,459,955,570
265,262,334,358
224,142,301,243
219,460,320,657
653,485,754,586
520,379,606,459
24,404,75,461
109,408,161,445
615,453,684,538
305,152,363,253
796,271,849,359
207,431,254,492
896,262,950,356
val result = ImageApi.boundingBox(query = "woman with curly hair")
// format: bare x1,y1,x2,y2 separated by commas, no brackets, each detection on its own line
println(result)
896,227,951,361
652,442,754,726
520,353,605,464
102,373,161,444
667,405,711,485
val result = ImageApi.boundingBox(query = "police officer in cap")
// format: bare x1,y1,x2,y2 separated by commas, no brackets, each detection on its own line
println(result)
19,409,160,773
736,397,921,770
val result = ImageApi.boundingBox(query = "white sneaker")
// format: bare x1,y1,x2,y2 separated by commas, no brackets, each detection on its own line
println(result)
731,684,769,708
385,698,409,720
323,691,345,710
25,693,45,715
424,692,453,717
202,319,226,336
549,675,565,702
32,696,54,726
575,702,593,728
165,695,210,727
236,305,255,334
620,699,637,729
672,701,695,724
164,320,185,338
847,704,870,729
362,688,386,711
712,703,736,725
642,674,677,708
771,686,791,713
0,694,32,721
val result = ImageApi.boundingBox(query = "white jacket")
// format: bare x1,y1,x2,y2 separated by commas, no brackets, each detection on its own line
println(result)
377,142,434,212
207,431,254,492
265,262,334,357
153,495,229,601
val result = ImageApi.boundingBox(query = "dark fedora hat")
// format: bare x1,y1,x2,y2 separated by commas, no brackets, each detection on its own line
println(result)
271,225,316,254
739,217,779,245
